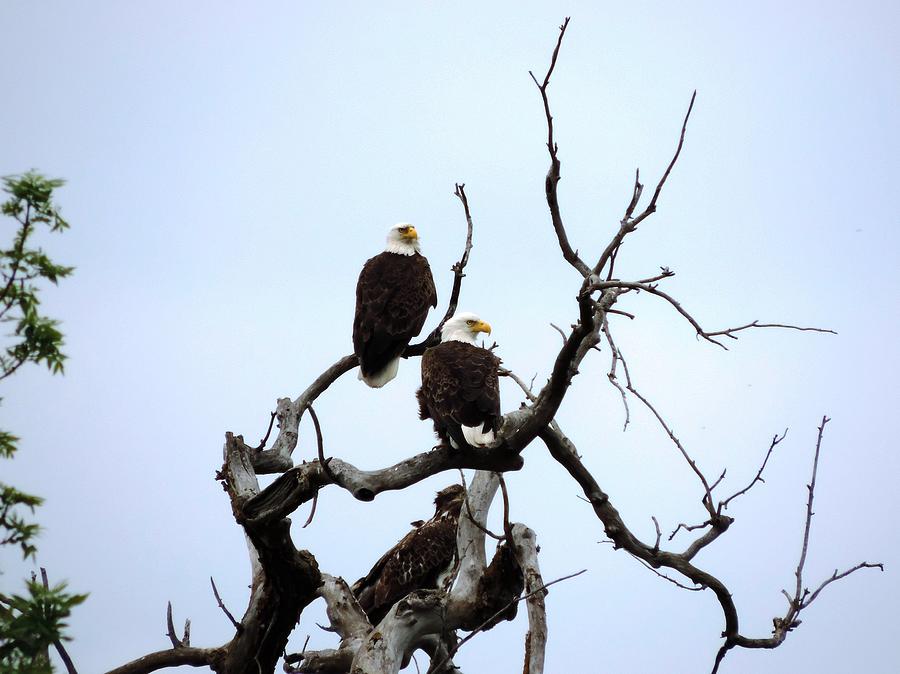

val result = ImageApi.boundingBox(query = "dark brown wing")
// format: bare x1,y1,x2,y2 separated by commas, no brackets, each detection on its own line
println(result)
353,252,437,377
420,341,501,433
352,516,458,624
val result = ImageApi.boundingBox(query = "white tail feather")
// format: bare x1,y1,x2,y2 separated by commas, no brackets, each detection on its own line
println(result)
461,424,495,447
359,357,400,388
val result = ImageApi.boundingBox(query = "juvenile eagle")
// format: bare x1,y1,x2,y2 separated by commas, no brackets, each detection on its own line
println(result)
353,223,437,388
352,484,465,625
417,312,501,449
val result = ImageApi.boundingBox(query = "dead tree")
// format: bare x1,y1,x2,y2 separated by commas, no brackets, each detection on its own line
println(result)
107,18,881,674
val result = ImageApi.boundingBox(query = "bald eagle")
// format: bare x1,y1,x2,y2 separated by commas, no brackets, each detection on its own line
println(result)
352,484,465,625
417,312,501,449
353,223,437,388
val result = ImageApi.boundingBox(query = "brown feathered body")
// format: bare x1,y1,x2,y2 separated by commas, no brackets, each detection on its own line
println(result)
353,251,436,386
417,341,501,449
352,485,464,625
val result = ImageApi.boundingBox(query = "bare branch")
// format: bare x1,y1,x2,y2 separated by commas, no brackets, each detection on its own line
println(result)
586,280,726,348
307,403,340,489
794,417,828,601
406,183,476,356
499,367,538,403
549,323,566,343
104,647,221,674
592,91,697,277
708,469,728,493
705,321,837,340
255,356,357,473
719,430,787,512
510,524,547,674
210,577,242,634
708,417,883,672
165,602,181,649
301,492,319,529
254,411,277,451
631,91,696,229
624,376,716,516
431,567,586,674
630,554,705,592
529,17,591,277
668,520,712,542
601,318,630,430
803,562,884,608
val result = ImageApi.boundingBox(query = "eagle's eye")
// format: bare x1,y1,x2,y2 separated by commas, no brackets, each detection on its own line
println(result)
398,226,409,233
466,319,475,326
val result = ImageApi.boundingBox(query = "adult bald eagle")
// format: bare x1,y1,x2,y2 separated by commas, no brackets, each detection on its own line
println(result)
417,312,501,449
352,485,465,625
353,223,437,388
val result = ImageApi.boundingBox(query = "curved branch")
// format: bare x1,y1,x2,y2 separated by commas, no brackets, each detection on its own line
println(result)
104,647,221,674
406,183,475,356
242,446,524,525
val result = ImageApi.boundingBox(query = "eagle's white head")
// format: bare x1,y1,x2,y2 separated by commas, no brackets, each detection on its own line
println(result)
384,222,421,256
441,312,492,345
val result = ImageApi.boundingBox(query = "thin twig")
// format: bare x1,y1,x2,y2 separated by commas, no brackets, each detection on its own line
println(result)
705,321,837,339
719,430,787,512
307,403,339,487
407,183,475,355
709,469,728,494
625,378,716,515
803,561,884,608
432,569,587,672
528,17,591,278
586,280,726,348
593,92,697,277
458,470,505,541
254,411,277,452
602,318,630,431
210,576,242,633
549,323,566,344
631,91,696,229
499,366,537,403
668,520,712,542
630,554,704,592
794,418,828,601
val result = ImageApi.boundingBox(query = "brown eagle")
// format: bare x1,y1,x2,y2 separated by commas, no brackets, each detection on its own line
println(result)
353,223,437,388
352,485,466,625
417,312,501,449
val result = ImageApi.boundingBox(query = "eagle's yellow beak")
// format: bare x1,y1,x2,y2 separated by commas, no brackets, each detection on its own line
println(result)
401,226,418,240
473,320,492,335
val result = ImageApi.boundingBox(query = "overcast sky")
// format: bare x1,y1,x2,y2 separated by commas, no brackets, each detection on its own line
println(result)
1,2,897,673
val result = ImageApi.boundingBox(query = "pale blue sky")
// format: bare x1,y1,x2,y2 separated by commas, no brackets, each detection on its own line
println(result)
1,2,897,673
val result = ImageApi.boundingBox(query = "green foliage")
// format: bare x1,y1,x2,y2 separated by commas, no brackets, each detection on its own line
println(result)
0,171,84,671
1,171,74,382
0,579,87,673
0,484,43,559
